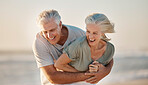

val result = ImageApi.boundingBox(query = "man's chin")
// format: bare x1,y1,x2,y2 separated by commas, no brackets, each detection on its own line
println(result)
48,40,57,45
51,43,57,45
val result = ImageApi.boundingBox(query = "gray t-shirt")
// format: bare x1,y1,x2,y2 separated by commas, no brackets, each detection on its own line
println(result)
63,36,115,71
32,25,85,85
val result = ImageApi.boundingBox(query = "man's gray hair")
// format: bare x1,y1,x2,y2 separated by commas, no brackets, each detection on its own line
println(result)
85,13,115,41
85,13,115,33
37,9,61,26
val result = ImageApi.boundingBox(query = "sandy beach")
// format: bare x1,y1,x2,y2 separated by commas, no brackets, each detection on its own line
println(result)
103,79,148,85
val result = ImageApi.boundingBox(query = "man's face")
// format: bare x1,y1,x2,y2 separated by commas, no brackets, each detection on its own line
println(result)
41,20,62,45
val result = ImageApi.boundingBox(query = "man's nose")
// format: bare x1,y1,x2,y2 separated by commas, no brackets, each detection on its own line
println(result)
47,32,54,38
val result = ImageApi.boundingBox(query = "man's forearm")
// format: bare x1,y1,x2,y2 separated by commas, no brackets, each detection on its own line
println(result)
41,65,91,84
50,71,90,84
105,59,114,75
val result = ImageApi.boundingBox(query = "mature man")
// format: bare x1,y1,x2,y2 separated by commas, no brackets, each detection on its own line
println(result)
32,9,113,85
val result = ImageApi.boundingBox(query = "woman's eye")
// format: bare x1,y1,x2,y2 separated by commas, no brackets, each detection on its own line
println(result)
44,31,47,33
93,33,97,35
86,31,90,33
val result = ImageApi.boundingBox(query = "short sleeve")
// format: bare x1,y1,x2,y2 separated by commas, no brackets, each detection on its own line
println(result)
101,42,115,66
32,39,54,68
63,40,80,61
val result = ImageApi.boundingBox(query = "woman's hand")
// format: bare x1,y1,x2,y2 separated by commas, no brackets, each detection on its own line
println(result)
89,61,100,73
85,59,113,84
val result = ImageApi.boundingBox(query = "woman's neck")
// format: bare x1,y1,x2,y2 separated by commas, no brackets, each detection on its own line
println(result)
91,40,106,50
90,40,107,60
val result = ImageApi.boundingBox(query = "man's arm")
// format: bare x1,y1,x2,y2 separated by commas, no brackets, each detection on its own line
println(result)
85,59,114,84
41,64,91,84
33,38,91,84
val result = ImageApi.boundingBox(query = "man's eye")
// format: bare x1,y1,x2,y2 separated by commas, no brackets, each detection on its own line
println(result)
44,31,47,33
51,29,56,32
50,30,54,32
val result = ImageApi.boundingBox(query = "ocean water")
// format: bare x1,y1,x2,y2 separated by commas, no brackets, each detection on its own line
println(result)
0,53,148,85
0,53,40,85
99,55,148,84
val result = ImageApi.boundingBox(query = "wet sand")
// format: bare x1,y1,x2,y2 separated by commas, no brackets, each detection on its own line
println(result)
103,79,148,85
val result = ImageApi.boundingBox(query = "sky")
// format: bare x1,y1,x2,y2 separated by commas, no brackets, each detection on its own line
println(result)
0,0,148,53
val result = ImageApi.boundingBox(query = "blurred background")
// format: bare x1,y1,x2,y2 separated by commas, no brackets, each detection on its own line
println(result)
0,0,148,85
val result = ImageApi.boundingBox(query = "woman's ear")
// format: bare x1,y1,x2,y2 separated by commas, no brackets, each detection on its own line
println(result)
101,32,104,36
59,21,62,29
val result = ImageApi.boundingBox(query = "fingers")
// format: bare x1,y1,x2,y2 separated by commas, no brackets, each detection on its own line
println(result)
89,64,98,68
85,72,101,84
89,64,98,73
85,76,96,82
89,69,97,73
98,64,105,70
92,61,98,64
92,61,101,67
85,72,96,76
89,67,98,71
85,76,98,84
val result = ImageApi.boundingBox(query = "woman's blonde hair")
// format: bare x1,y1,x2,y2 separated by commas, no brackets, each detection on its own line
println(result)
85,13,115,41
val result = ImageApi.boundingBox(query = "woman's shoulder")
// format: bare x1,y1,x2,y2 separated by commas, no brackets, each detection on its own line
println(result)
106,41,115,51
98,41,115,66
104,41,115,59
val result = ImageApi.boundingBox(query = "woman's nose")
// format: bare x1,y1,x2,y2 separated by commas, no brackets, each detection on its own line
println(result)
89,33,93,39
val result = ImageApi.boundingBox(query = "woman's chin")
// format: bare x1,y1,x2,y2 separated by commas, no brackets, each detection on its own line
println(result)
88,42,95,47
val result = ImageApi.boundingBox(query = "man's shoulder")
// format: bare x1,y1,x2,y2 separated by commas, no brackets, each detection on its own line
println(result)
64,24,85,39
33,33,43,45
75,36,86,43
68,36,86,47
64,24,85,32
32,33,51,49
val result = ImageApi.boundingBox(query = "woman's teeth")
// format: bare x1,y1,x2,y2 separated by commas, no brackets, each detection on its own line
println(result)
90,39,95,42
49,36,55,40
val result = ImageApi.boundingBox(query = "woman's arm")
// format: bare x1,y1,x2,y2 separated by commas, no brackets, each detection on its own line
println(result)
54,53,79,72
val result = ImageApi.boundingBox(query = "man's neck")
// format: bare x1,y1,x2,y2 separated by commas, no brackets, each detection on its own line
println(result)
57,25,68,46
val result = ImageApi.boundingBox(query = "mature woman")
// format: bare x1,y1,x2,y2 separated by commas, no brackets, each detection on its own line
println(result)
54,13,115,73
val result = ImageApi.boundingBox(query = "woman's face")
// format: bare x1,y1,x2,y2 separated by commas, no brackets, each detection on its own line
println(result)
86,24,102,47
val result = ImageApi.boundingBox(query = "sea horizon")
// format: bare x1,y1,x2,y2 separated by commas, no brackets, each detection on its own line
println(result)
0,51,148,85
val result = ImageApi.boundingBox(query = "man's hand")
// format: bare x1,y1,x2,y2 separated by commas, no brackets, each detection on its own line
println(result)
85,63,106,84
85,59,113,84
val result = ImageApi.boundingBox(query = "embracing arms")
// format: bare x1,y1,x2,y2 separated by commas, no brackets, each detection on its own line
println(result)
41,58,113,84
54,53,79,72
54,52,114,84
41,64,90,84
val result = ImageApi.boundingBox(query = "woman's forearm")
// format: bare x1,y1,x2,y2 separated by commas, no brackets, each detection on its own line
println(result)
54,53,79,72
55,63,79,72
